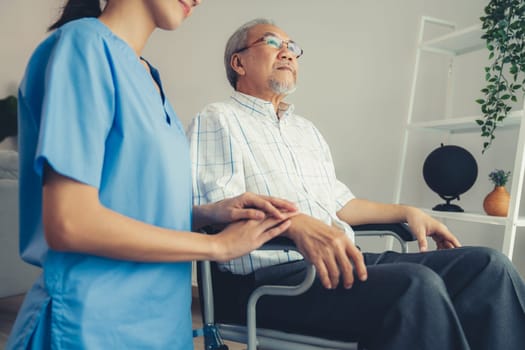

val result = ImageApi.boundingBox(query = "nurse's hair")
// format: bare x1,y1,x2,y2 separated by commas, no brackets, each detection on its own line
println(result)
49,0,104,31
224,18,275,90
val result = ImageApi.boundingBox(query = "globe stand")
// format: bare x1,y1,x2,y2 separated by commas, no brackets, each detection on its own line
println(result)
433,195,464,212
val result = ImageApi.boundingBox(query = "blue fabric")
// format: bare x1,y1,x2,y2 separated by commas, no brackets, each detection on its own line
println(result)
9,18,193,349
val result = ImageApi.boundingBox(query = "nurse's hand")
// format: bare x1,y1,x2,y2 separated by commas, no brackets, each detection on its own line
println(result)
211,214,294,262
193,192,297,230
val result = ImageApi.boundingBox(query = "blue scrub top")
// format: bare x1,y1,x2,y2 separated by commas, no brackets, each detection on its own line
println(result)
8,18,194,349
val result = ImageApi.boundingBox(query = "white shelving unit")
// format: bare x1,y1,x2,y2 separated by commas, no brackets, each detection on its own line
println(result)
394,17,525,260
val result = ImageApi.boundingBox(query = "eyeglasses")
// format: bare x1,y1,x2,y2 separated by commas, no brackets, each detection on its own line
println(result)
236,34,304,58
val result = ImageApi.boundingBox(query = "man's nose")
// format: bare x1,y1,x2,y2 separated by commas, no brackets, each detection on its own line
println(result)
278,46,294,61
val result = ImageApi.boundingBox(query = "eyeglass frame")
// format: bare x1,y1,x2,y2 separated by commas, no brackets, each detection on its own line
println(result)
235,33,304,58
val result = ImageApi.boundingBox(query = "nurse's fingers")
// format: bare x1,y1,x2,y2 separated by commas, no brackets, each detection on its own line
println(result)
232,193,297,220
215,217,291,261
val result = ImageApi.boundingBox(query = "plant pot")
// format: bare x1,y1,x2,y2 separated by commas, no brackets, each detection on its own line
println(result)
483,186,510,217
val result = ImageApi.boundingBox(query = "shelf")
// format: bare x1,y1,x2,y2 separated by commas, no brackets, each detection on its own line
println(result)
397,17,525,260
421,24,485,55
408,110,524,134
421,208,525,226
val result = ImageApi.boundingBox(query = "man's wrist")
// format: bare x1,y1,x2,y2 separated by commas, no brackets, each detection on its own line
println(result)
192,203,213,230
401,204,421,222
283,213,316,240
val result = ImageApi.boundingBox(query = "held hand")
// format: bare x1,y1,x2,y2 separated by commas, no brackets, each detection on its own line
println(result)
406,207,461,251
212,214,294,262
286,214,367,290
208,192,298,224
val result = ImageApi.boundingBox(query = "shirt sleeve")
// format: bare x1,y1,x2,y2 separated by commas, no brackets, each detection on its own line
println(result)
35,26,114,188
312,124,355,210
187,103,246,205
334,179,355,210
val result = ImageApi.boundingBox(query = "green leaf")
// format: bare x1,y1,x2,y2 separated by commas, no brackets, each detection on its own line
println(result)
478,0,525,152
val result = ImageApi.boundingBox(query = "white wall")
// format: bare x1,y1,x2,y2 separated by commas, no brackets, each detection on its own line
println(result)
0,0,487,199
3,0,524,276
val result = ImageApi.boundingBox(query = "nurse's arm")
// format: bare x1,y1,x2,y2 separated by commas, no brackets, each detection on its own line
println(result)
42,165,292,262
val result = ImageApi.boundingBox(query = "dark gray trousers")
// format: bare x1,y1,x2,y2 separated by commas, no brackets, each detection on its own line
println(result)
212,246,525,350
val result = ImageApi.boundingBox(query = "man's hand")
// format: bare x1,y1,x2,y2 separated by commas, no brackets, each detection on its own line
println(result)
193,192,298,230
405,207,461,251
284,214,367,290
338,198,461,253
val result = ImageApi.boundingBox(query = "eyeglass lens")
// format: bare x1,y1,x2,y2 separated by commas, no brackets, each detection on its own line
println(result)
265,35,302,58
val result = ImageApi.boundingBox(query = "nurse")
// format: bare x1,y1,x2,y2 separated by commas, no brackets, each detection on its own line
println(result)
7,0,296,349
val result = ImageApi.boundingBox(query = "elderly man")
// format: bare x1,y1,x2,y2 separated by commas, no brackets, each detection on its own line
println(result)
187,18,525,350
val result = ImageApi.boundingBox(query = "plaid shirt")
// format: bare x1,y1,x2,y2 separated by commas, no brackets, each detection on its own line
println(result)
188,91,355,275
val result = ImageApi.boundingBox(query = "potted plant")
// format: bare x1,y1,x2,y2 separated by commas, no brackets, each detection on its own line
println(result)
483,169,511,216
476,0,525,153
489,168,511,186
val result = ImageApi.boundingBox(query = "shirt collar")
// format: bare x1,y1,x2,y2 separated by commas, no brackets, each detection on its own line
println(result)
230,91,295,122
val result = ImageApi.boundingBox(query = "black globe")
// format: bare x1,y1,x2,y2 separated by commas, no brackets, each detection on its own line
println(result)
422,144,478,212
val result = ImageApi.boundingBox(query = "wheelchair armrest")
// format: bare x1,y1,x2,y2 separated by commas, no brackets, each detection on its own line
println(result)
256,236,299,252
352,223,417,242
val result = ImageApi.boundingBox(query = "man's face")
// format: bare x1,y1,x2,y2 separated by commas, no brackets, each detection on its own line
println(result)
234,24,300,98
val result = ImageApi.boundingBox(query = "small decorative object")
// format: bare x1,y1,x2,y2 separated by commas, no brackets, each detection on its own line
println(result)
423,144,478,212
476,0,525,153
483,169,511,216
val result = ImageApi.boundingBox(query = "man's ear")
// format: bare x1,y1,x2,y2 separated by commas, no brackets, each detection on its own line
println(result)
231,53,245,76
